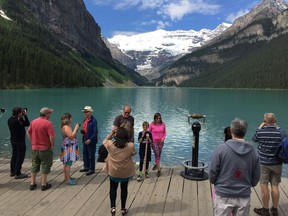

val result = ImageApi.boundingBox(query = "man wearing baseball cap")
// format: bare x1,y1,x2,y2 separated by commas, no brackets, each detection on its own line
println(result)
27,107,55,191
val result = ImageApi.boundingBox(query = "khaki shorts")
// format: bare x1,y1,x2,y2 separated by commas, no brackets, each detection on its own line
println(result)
31,149,53,174
260,164,282,185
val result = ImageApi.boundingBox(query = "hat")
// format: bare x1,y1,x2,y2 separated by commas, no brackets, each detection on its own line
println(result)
82,106,93,112
40,107,54,115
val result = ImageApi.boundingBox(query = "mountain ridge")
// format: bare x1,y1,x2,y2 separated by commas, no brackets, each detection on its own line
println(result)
107,22,231,80
159,0,288,88
0,0,147,88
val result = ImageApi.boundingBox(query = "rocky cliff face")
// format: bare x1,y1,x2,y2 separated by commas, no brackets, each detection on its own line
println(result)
161,0,288,86
23,0,114,63
102,37,137,70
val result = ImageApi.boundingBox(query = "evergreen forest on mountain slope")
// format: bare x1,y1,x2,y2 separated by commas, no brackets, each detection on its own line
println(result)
0,0,146,89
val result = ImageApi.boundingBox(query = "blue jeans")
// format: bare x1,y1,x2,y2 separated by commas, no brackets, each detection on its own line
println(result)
83,142,96,171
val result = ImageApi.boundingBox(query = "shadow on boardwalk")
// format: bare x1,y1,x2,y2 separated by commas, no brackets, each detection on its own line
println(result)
0,158,287,215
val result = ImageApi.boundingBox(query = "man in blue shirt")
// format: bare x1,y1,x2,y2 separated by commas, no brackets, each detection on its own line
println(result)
252,113,286,216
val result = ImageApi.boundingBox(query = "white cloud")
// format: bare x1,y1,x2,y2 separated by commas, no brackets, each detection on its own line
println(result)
159,0,220,21
111,31,141,37
91,0,162,10
140,19,171,29
92,0,220,18
225,9,249,23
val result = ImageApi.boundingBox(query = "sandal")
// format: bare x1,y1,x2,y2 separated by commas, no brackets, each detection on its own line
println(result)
121,208,128,216
111,207,116,216
254,207,270,216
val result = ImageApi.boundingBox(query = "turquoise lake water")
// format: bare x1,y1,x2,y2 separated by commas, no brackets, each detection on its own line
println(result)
1,87,288,175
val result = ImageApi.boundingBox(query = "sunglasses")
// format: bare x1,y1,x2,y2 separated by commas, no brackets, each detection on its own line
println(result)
84,111,90,113
124,112,130,115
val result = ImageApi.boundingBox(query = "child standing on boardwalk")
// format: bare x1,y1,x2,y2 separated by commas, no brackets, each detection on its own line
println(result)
137,121,153,181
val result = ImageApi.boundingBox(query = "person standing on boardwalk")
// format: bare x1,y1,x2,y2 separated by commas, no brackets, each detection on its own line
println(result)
209,118,260,216
113,105,134,143
80,106,98,176
252,113,286,216
7,107,30,179
103,127,136,216
27,107,55,191
60,113,80,185
137,121,153,181
224,126,232,141
149,113,166,177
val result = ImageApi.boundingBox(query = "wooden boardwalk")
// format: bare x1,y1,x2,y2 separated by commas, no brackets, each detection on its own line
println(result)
0,158,287,216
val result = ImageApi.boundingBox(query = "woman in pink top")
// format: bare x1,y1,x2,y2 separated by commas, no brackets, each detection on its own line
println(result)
149,113,166,177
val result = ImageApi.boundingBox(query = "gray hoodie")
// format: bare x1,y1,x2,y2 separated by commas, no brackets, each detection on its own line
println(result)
209,139,260,198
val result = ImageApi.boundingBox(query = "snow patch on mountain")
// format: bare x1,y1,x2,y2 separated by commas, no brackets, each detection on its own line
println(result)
108,23,231,55
0,10,12,21
108,23,231,73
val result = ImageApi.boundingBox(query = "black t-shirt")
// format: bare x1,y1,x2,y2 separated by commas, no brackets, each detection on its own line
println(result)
113,115,134,141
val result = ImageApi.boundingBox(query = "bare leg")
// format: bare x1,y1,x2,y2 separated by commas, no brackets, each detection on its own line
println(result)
31,172,37,185
156,162,160,171
41,174,48,186
65,165,71,182
260,182,270,208
271,185,280,208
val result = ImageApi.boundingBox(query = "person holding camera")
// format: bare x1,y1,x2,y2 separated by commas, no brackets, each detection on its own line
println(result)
80,106,98,176
7,107,30,179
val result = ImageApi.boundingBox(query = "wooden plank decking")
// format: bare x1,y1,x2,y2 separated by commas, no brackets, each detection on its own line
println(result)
0,158,287,216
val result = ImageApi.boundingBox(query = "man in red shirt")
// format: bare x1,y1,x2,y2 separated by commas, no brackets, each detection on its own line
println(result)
27,107,55,191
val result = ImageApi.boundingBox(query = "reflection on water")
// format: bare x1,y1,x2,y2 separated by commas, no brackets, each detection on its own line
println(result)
1,87,288,176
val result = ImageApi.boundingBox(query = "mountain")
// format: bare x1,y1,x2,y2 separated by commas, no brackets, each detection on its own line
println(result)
107,23,231,80
158,0,288,88
0,0,147,88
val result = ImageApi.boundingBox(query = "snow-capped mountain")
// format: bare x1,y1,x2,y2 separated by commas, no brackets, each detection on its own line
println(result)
107,23,231,79
0,9,12,21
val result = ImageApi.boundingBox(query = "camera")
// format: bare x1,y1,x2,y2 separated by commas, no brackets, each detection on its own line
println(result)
80,129,85,134
77,123,81,127
0,108,6,113
22,107,28,114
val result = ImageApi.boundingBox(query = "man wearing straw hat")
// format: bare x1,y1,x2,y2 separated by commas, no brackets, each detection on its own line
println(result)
80,106,98,176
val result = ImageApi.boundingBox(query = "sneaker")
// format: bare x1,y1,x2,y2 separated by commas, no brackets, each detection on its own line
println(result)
157,171,161,177
152,165,157,170
41,183,52,191
270,207,278,216
70,176,75,181
15,173,28,179
254,207,270,216
137,175,143,181
29,184,37,191
67,179,76,185
145,173,150,178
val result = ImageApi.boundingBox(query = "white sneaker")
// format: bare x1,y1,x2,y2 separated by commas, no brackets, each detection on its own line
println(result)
137,175,143,181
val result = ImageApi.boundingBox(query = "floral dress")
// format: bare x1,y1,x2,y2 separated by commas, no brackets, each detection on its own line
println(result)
60,134,80,163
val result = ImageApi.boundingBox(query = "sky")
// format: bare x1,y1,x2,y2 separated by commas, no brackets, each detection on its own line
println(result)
83,0,288,38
